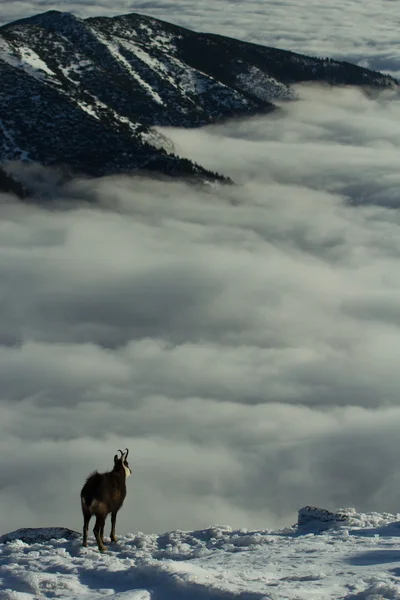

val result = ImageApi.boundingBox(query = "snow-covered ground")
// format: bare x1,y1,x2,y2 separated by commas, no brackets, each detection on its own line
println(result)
2,507,400,599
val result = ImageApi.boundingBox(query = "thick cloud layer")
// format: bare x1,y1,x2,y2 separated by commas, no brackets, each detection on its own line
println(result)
1,1,399,76
1,85,400,535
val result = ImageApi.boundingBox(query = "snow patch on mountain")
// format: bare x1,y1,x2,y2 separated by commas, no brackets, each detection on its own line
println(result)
92,29,165,105
0,37,55,82
116,37,180,92
141,128,175,153
236,65,295,102
58,58,94,85
17,46,55,76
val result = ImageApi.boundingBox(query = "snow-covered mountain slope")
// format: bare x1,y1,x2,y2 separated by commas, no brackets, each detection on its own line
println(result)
0,10,397,188
2,507,400,599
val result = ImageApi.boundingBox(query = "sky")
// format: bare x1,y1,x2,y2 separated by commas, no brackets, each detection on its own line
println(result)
1,0,400,77
2,1,400,537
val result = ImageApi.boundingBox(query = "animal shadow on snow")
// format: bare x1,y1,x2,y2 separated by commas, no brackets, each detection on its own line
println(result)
346,521,400,567
346,521,400,573
347,550,400,566
348,521,400,538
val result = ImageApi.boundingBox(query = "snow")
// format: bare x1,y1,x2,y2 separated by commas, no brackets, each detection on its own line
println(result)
112,33,238,106
75,95,140,135
236,66,295,102
0,36,55,82
58,58,93,84
2,507,400,599
141,128,175,153
91,29,165,105
17,47,55,76
115,37,180,91
117,39,168,75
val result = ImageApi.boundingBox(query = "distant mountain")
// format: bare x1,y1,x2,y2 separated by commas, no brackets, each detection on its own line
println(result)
0,10,397,195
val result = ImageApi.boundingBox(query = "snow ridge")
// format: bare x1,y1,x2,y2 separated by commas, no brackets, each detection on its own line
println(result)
2,507,400,599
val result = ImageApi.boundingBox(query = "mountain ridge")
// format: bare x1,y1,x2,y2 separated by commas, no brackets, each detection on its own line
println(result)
0,10,397,196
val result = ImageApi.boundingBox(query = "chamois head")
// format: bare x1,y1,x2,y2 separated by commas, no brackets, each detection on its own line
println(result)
114,448,132,478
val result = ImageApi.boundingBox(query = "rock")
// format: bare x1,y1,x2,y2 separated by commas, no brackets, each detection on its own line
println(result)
297,506,349,531
0,527,80,544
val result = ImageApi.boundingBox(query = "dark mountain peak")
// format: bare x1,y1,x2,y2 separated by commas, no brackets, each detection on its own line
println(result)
1,10,82,32
86,10,190,37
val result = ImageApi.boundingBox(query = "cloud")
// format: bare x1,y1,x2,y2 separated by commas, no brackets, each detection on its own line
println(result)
1,85,400,536
1,1,399,77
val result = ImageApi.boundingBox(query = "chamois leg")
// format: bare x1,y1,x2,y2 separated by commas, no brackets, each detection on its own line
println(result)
94,515,107,552
82,510,91,547
100,521,105,545
110,511,118,543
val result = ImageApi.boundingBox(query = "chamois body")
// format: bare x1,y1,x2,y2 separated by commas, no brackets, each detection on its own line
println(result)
81,449,131,552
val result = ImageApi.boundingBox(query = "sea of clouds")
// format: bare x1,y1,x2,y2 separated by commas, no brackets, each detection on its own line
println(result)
1,84,400,535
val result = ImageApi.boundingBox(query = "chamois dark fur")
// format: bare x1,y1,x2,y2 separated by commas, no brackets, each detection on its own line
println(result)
80,449,131,552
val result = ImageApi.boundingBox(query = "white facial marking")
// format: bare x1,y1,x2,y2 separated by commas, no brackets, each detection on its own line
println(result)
124,465,131,478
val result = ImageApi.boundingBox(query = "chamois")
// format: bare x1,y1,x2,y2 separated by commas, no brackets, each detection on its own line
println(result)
80,448,131,552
